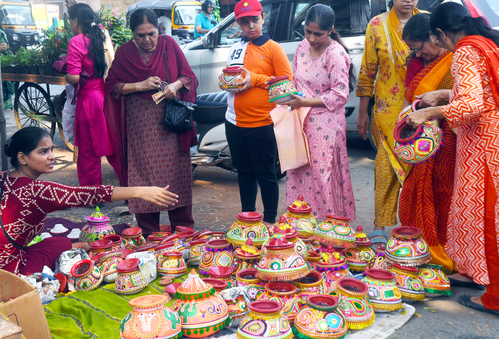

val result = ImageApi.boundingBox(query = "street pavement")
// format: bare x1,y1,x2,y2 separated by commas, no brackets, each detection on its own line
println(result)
2,92,499,338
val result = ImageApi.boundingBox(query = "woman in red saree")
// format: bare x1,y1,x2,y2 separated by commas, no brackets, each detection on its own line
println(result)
105,9,198,237
398,13,456,274
407,2,499,315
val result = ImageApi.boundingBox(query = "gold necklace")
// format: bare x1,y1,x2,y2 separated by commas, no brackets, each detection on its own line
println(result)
13,168,35,180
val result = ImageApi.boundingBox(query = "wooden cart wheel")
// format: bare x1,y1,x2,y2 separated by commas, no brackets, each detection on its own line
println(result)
14,83,56,137
54,90,75,151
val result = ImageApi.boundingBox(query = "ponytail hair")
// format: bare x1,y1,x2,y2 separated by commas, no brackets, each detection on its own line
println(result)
430,2,499,48
68,3,107,78
305,4,357,92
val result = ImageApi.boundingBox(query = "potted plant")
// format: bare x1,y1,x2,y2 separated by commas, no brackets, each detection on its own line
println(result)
27,49,39,75
1,53,13,73
16,48,29,74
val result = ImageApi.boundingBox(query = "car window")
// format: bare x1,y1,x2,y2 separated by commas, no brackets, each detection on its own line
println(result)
465,0,499,27
292,0,370,40
219,3,281,46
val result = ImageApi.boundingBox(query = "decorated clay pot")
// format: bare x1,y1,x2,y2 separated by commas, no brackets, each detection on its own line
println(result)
177,230,196,244
202,278,228,293
293,271,329,301
71,259,103,292
315,245,353,291
79,207,115,243
171,270,229,338
282,195,317,237
158,251,187,277
102,234,123,251
268,75,299,104
236,268,265,301
135,243,157,253
188,239,208,266
293,295,348,339
361,269,403,312
234,239,261,275
94,251,126,283
385,226,431,267
199,239,235,276
366,245,392,271
257,282,303,323
148,232,172,244
393,101,443,165
314,215,356,249
227,212,270,248
343,226,376,272
114,258,148,294
237,300,293,339
307,252,322,271
208,266,234,288
299,235,316,252
418,263,451,297
257,234,309,282
89,239,113,258
390,263,425,301
122,227,147,250
156,238,190,260
223,294,248,328
336,278,375,330
262,227,308,259
120,294,182,339
219,66,244,91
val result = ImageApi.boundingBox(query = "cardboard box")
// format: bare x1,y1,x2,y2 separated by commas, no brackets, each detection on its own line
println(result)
0,270,51,339
0,314,23,339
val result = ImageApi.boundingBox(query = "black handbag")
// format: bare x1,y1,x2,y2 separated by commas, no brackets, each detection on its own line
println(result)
162,49,196,132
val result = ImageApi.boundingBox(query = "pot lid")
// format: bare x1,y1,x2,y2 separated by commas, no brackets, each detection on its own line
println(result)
325,214,351,222
316,245,347,268
122,227,143,237
176,269,215,299
190,238,209,246
364,268,396,281
164,251,183,257
85,206,110,222
236,211,263,222
164,282,182,295
287,194,313,213
155,241,175,251
90,239,113,250
192,230,213,241
267,75,290,85
235,238,261,258
355,225,372,246
202,278,229,290
222,66,242,74
176,226,194,233
102,234,122,243
117,258,141,273
265,234,294,250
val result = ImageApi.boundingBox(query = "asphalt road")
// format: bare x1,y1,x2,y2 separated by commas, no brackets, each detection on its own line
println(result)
2,89,499,338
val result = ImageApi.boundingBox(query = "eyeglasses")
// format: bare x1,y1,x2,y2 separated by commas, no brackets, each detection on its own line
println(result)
409,41,425,53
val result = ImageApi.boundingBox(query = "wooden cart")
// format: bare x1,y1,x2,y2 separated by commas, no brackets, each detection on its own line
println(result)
2,73,73,150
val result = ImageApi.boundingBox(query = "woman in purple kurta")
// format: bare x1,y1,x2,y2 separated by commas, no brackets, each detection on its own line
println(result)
285,5,355,221
66,3,115,186
104,9,198,236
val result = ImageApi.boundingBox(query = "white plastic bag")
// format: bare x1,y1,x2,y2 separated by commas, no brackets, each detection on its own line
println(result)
127,252,158,283
62,84,76,143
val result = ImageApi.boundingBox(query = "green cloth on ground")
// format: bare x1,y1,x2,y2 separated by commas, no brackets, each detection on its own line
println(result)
45,268,196,339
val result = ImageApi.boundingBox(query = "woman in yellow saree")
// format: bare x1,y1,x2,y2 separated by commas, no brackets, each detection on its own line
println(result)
356,0,420,247
398,13,456,273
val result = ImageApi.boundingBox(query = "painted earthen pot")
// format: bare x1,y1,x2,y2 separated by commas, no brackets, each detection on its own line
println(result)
293,295,348,339
224,294,248,327
361,269,403,312
257,282,304,323
89,239,113,258
156,238,190,260
315,245,353,291
202,278,228,293
120,294,182,339
236,268,265,301
314,215,356,249
71,259,103,292
293,271,329,301
390,263,425,301
135,243,157,254
234,239,261,275
114,258,148,295
283,195,317,237
306,252,322,271
122,227,147,250
199,239,235,276
102,234,123,251
188,239,208,266
386,226,431,267
366,245,392,271
94,250,126,283
171,270,229,338
262,226,308,259
257,234,309,282
343,226,376,272
147,232,172,244
418,263,451,297
237,300,293,339
158,251,187,277
208,266,234,288
227,212,270,248
268,75,299,104
219,66,244,92
336,278,375,330
79,206,115,243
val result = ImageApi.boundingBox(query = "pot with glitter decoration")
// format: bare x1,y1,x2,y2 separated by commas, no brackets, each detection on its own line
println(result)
262,226,308,259
227,212,270,248
282,195,317,237
71,259,103,292
94,250,127,283
268,75,299,104
314,215,356,249
385,226,431,267
188,239,208,266
79,206,115,243
361,269,403,312
237,300,293,339
366,245,391,271
219,66,244,91
418,263,451,297
343,226,376,272
390,263,425,301
336,278,375,330
315,245,353,291
233,238,262,275
257,282,304,323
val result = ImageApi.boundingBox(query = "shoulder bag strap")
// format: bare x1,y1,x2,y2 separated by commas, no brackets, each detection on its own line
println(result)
163,45,170,84
0,173,27,251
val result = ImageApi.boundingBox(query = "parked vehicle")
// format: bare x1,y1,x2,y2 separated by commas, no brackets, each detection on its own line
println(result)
182,0,499,150
0,0,39,51
126,0,201,41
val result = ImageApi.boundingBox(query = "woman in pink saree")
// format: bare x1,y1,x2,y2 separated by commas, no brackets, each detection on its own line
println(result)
66,3,115,186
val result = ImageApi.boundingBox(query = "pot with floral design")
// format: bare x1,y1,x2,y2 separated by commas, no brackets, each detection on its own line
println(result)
171,270,230,338
293,271,329,301
343,226,376,272
283,195,317,237
208,266,234,288
293,295,348,339
227,212,270,248
71,259,103,292
199,239,235,276
158,251,187,277
79,207,115,243
114,258,148,295
390,263,425,301
237,300,293,339
385,226,431,267
361,269,403,312
234,238,262,274
120,294,182,339
236,268,265,301
122,227,147,250
257,282,303,323
102,234,123,251
336,278,375,330
314,215,356,249
418,263,451,297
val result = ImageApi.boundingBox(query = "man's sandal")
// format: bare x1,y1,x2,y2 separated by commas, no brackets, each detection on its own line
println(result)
369,229,387,250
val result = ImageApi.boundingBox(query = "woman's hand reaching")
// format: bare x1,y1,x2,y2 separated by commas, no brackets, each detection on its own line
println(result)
163,83,178,100
138,186,178,207
139,76,163,92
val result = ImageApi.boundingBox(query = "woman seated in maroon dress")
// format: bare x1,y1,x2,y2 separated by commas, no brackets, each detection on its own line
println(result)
1,127,179,275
